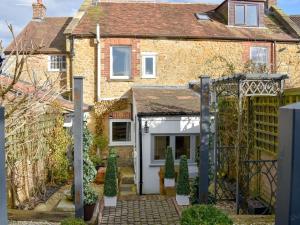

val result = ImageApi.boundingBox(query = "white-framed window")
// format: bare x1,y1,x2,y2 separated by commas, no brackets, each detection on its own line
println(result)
141,52,157,78
151,134,198,164
250,47,268,65
235,4,259,27
110,46,131,79
109,119,133,146
48,55,66,72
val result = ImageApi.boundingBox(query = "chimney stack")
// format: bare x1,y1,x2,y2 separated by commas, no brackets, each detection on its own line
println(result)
32,0,46,20
267,0,277,8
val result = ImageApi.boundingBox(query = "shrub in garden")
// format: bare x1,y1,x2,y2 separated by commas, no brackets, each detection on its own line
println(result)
82,122,98,204
47,116,72,184
104,155,118,197
61,217,86,225
180,205,233,225
176,155,190,195
71,122,98,205
165,146,175,179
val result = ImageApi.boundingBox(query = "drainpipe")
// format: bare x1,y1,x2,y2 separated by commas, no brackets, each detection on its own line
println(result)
138,116,143,195
272,41,277,73
70,35,75,101
96,24,101,101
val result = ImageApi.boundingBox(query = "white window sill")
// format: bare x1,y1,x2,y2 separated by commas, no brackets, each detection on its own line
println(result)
110,76,130,80
109,142,134,147
141,76,156,79
48,69,66,72
149,162,197,167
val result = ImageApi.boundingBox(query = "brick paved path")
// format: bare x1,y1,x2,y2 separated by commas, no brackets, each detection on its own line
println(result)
99,195,180,225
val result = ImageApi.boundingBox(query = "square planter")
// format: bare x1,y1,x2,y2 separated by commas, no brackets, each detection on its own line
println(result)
176,195,190,206
164,178,175,187
104,196,117,207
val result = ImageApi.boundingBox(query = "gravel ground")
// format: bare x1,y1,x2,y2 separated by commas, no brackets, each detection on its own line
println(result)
9,221,59,225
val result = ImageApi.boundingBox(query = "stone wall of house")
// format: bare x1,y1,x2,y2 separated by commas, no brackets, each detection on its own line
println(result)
276,43,300,88
72,37,300,102
4,54,68,91
72,38,97,105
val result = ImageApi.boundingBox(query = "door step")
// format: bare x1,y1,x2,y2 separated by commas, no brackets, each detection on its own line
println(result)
119,184,137,196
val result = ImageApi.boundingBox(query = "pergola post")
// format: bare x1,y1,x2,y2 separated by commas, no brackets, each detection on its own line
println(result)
199,76,210,204
73,76,84,218
0,107,8,225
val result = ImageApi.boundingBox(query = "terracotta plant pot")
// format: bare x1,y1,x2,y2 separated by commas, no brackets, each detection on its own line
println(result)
104,196,117,207
84,203,96,221
164,178,175,187
95,167,106,184
176,194,190,206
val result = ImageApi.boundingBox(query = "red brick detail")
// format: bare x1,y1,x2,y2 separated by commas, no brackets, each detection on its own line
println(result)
101,38,140,79
242,41,274,71
109,112,132,119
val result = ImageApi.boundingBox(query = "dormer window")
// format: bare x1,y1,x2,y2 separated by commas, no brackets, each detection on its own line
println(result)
235,4,259,27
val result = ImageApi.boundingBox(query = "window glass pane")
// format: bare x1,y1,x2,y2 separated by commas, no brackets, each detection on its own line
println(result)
50,55,66,70
251,47,268,64
145,57,154,75
246,5,258,26
235,5,245,25
112,122,131,142
112,46,131,77
175,136,190,159
154,136,170,160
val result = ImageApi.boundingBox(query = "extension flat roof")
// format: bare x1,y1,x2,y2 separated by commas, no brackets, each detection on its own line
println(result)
132,86,200,116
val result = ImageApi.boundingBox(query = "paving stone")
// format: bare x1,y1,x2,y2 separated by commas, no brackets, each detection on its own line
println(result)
100,195,180,225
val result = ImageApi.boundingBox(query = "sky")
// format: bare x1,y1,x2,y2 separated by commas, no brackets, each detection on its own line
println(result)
1,0,300,48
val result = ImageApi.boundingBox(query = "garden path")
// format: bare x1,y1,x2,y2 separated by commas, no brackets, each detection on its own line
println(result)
99,195,180,225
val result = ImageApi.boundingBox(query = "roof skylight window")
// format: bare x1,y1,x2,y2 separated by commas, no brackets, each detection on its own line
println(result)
195,13,210,21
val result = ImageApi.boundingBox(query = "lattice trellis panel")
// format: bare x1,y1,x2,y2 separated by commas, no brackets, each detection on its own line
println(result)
253,89,300,155
240,80,283,97
253,96,279,155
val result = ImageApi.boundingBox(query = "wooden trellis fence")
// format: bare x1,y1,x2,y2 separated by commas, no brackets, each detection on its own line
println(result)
253,88,300,158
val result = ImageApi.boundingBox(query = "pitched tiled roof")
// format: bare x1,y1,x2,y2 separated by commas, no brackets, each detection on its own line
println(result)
132,86,200,116
72,3,298,41
5,17,72,54
290,15,300,29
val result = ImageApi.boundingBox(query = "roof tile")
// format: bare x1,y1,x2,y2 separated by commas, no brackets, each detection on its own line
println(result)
5,17,72,54
72,2,298,41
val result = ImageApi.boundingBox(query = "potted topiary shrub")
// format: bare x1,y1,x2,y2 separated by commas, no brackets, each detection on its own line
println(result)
70,122,98,221
103,155,118,207
83,186,98,221
176,155,190,206
164,146,175,187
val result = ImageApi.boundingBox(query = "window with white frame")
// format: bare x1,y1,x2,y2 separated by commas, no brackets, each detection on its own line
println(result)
235,4,259,27
109,119,133,146
142,52,157,78
48,55,66,72
250,47,268,65
110,46,131,79
152,134,198,163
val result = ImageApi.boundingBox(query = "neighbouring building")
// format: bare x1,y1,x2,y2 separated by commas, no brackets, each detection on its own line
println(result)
4,0,300,194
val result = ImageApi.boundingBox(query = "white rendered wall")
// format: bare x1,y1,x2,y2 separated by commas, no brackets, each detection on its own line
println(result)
136,116,200,194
